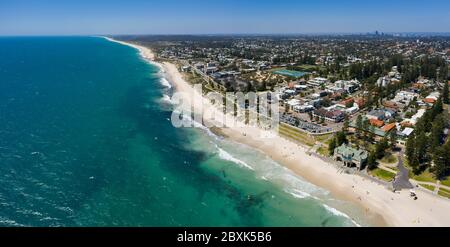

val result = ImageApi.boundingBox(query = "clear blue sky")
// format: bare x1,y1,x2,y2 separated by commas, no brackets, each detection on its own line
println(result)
1,0,449,35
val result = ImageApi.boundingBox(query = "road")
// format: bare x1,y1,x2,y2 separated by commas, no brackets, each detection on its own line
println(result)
392,150,414,191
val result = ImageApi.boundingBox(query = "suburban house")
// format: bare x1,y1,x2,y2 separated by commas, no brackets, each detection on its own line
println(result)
397,127,415,145
381,123,396,133
424,92,440,104
401,109,426,126
366,109,396,121
370,119,385,128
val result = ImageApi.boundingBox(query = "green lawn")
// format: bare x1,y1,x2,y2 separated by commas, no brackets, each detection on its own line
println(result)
278,124,316,147
349,138,376,153
440,177,450,187
314,133,333,143
324,137,334,146
369,168,396,182
438,188,450,199
380,154,398,164
294,64,320,71
440,187,450,193
403,160,438,184
412,170,437,184
317,146,329,157
420,184,436,192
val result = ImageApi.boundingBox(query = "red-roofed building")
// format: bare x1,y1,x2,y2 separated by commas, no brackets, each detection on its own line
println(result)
355,98,366,108
423,98,436,104
288,82,295,89
412,83,426,89
329,92,342,100
383,101,399,110
340,98,354,107
401,121,414,128
382,123,396,133
370,119,384,128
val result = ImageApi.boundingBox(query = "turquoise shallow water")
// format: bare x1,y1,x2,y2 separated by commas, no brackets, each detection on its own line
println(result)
0,37,369,226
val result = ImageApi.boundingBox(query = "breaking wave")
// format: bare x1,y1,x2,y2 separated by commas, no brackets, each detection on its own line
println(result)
160,78,172,89
322,204,361,227
217,147,254,170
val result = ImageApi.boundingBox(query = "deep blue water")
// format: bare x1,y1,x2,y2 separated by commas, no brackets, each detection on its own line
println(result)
0,37,366,226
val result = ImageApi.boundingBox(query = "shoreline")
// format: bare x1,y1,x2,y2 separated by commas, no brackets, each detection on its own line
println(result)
104,37,450,227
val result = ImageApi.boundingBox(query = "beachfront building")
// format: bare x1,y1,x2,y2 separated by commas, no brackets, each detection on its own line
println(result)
334,145,368,170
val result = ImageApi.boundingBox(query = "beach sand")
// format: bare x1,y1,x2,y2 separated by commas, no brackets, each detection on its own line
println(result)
109,37,450,227
103,37,155,61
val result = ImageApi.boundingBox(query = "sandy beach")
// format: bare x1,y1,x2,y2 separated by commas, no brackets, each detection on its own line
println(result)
103,37,155,61
108,37,450,227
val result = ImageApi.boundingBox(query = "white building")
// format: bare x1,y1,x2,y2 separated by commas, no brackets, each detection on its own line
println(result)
286,99,301,110
331,79,360,93
294,85,308,92
425,92,440,102
377,76,391,87
402,109,426,126
308,77,329,87
392,91,419,106
345,105,359,115
397,127,414,145
294,104,315,113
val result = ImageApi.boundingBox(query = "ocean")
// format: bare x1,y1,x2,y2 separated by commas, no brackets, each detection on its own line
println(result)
0,36,369,226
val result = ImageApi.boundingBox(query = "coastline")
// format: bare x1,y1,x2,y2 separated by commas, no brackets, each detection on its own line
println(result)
103,36,156,61
104,37,450,227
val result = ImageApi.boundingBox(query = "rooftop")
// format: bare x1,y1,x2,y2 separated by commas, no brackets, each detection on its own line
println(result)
335,145,368,163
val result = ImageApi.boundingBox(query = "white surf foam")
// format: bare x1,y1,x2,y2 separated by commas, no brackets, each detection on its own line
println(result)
322,204,361,227
285,188,312,199
0,218,24,227
217,147,254,170
160,78,172,89
161,94,174,104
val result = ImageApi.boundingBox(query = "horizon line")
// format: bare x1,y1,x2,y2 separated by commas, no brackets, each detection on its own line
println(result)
1,31,450,38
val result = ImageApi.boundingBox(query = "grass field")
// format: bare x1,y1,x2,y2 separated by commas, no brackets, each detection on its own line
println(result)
313,133,333,143
380,154,398,164
412,170,437,183
296,64,319,70
420,184,436,192
369,168,396,182
440,177,450,187
438,188,450,199
278,123,316,147
317,146,329,156
403,160,437,184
